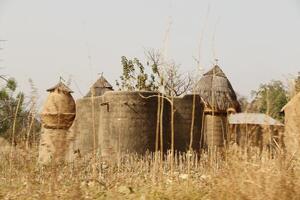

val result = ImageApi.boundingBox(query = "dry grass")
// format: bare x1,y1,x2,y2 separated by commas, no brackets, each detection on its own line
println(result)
1,145,299,200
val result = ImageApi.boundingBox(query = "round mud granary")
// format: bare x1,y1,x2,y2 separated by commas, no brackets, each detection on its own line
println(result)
41,82,76,129
173,94,204,152
39,81,76,164
99,91,170,160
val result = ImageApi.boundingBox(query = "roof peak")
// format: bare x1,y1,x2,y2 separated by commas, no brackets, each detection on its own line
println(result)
203,65,226,78
47,81,73,93
92,75,113,89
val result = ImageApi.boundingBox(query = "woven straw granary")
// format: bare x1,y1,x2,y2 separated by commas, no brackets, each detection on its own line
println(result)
41,82,76,129
39,81,76,164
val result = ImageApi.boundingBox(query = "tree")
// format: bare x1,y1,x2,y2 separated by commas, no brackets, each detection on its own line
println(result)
236,94,250,112
145,49,194,96
116,49,194,96
0,78,23,137
116,56,159,91
250,80,288,122
0,77,41,146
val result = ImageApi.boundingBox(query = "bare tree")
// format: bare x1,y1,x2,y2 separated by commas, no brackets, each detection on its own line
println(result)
145,49,194,97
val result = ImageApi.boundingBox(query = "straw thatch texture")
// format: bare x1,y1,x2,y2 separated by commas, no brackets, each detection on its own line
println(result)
85,75,113,97
196,65,240,112
41,82,76,129
282,92,300,157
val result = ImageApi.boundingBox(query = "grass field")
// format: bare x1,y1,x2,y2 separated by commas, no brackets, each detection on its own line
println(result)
1,145,299,200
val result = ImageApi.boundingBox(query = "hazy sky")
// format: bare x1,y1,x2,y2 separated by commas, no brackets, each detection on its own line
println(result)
0,0,299,102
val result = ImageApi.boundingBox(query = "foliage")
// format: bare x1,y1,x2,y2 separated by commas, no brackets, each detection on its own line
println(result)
116,56,159,92
116,50,194,96
0,78,24,135
250,80,288,122
0,78,40,145
236,94,249,112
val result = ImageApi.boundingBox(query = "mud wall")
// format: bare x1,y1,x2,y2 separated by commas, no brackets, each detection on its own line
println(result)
173,95,204,152
99,91,171,160
66,97,103,161
67,92,206,161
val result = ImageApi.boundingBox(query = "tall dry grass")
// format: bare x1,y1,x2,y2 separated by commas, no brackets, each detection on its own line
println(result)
1,144,299,199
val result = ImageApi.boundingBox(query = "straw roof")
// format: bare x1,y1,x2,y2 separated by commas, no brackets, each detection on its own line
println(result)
196,65,240,112
228,113,284,126
47,82,73,93
281,92,300,112
85,75,113,97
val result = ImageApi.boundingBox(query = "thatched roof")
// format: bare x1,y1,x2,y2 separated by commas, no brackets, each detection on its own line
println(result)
85,75,113,97
228,113,283,126
196,65,240,112
47,82,73,93
281,92,300,112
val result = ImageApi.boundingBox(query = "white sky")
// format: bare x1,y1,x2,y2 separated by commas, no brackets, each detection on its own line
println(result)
0,0,300,103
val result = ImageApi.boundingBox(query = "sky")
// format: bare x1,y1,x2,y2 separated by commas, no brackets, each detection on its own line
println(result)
0,0,299,104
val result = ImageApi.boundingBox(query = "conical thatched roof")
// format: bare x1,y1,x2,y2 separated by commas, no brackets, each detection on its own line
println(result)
196,65,240,112
47,82,73,93
85,75,113,97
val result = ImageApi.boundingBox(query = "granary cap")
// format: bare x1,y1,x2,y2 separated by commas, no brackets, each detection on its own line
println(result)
41,80,76,129
46,81,73,93
85,74,113,97
196,64,240,113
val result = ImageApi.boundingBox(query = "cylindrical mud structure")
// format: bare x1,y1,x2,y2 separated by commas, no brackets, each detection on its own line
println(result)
203,113,227,147
66,96,103,161
39,82,76,164
173,94,204,152
99,91,170,160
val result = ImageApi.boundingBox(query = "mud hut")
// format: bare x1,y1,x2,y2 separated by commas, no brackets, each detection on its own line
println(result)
85,74,113,97
281,92,300,156
39,81,76,164
196,65,240,148
228,113,284,151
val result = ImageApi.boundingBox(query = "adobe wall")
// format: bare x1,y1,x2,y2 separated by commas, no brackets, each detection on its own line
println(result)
66,92,205,161
66,96,103,161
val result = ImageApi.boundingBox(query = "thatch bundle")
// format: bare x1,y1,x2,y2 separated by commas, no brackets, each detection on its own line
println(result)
41,82,76,129
196,65,240,113
282,92,300,157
